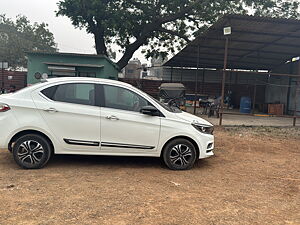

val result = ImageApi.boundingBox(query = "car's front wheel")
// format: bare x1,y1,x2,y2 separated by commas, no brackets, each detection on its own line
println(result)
162,138,197,170
12,134,52,169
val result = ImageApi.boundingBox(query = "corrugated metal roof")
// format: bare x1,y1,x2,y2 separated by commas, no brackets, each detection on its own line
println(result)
27,51,120,71
27,51,106,58
164,14,300,70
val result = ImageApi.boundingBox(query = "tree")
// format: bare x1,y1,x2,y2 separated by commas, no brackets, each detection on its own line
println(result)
0,15,57,69
56,0,300,69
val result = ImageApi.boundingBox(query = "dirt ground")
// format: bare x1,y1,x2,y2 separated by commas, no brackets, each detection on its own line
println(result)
0,127,299,225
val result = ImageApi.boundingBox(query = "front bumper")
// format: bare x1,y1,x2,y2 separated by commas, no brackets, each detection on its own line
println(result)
199,142,214,159
197,134,214,159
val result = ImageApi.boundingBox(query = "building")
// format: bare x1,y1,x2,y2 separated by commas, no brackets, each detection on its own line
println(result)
149,56,166,78
27,52,119,84
123,58,142,79
163,14,300,117
141,63,149,78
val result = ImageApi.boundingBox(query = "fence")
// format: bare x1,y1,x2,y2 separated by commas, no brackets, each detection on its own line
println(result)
120,78,299,127
0,70,27,92
119,78,266,109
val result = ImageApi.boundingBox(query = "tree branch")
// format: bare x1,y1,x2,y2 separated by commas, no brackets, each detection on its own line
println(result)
186,15,200,25
158,0,203,24
117,1,203,69
158,27,190,42
117,36,148,69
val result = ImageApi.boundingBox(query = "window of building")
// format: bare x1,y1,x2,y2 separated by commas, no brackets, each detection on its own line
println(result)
78,72,96,77
48,66,76,77
127,69,134,74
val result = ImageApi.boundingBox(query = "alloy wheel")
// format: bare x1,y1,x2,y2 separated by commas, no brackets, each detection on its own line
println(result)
170,144,192,167
17,140,45,165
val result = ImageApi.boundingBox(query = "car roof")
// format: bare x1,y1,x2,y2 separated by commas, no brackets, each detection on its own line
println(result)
12,77,133,97
44,77,132,87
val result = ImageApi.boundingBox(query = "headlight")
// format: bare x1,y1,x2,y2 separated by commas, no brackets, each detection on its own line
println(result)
192,123,214,135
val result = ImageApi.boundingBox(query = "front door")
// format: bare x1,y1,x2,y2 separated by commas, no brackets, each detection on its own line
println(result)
32,82,101,153
100,84,160,153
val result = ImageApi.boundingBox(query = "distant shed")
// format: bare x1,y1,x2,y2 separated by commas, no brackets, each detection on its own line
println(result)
164,14,300,70
27,52,119,84
163,14,300,122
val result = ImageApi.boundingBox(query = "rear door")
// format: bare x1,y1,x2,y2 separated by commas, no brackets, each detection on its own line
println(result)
32,82,101,153
100,84,161,153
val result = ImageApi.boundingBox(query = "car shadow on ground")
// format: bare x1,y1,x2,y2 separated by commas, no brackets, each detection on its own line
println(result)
1,151,213,171
49,154,164,169
47,154,213,170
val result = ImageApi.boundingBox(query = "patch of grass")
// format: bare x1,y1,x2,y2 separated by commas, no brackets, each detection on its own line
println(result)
222,126,300,138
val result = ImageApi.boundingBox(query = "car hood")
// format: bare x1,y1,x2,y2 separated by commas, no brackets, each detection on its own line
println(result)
175,112,213,126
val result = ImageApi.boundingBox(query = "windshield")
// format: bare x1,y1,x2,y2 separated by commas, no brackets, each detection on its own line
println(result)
147,94,182,113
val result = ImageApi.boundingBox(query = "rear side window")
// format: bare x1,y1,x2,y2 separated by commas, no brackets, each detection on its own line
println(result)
41,83,96,106
41,86,57,99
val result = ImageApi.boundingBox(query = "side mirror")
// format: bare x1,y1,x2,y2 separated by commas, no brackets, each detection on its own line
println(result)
140,106,160,116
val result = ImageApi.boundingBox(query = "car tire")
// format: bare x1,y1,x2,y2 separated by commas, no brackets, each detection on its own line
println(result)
162,138,197,170
12,134,52,169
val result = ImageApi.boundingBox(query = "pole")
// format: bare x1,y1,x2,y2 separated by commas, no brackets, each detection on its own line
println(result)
219,37,229,126
193,45,200,115
252,80,257,114
202,70,205,93
170,67,173,82
1,66,4,94
293,62,300,126
180,63,183,83
293,81,298,126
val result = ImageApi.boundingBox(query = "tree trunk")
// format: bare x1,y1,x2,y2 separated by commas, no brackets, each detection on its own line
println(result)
94,31,108,56
117,37,148,69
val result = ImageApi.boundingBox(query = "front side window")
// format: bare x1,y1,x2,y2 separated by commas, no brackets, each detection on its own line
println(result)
41,83,95,106
103,85,150,112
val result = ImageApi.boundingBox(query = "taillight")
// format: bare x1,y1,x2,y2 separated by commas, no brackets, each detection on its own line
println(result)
0,103,10,112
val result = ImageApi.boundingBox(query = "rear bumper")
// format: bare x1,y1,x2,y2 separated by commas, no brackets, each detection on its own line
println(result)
0,112,19,149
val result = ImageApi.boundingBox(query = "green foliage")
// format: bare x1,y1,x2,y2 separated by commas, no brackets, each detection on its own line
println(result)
0,15,57,69
57,0,300,69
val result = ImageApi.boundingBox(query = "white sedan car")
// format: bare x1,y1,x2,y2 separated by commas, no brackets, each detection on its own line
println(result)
0,77,214,170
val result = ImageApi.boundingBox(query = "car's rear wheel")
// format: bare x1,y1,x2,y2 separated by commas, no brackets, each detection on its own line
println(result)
162,138,197,170
12,134,52,169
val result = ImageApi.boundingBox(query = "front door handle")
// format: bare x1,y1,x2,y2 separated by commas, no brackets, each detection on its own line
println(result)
44,108,58,113
106,115,119,120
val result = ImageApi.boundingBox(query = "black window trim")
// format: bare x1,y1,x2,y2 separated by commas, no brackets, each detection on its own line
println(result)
95,84,104,107
39,82,165,117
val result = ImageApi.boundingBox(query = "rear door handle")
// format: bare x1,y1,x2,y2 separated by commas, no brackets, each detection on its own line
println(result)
106,115,119,120
44,108,58,113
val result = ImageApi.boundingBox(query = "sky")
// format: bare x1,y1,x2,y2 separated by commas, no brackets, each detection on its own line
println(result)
2,0,148,64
